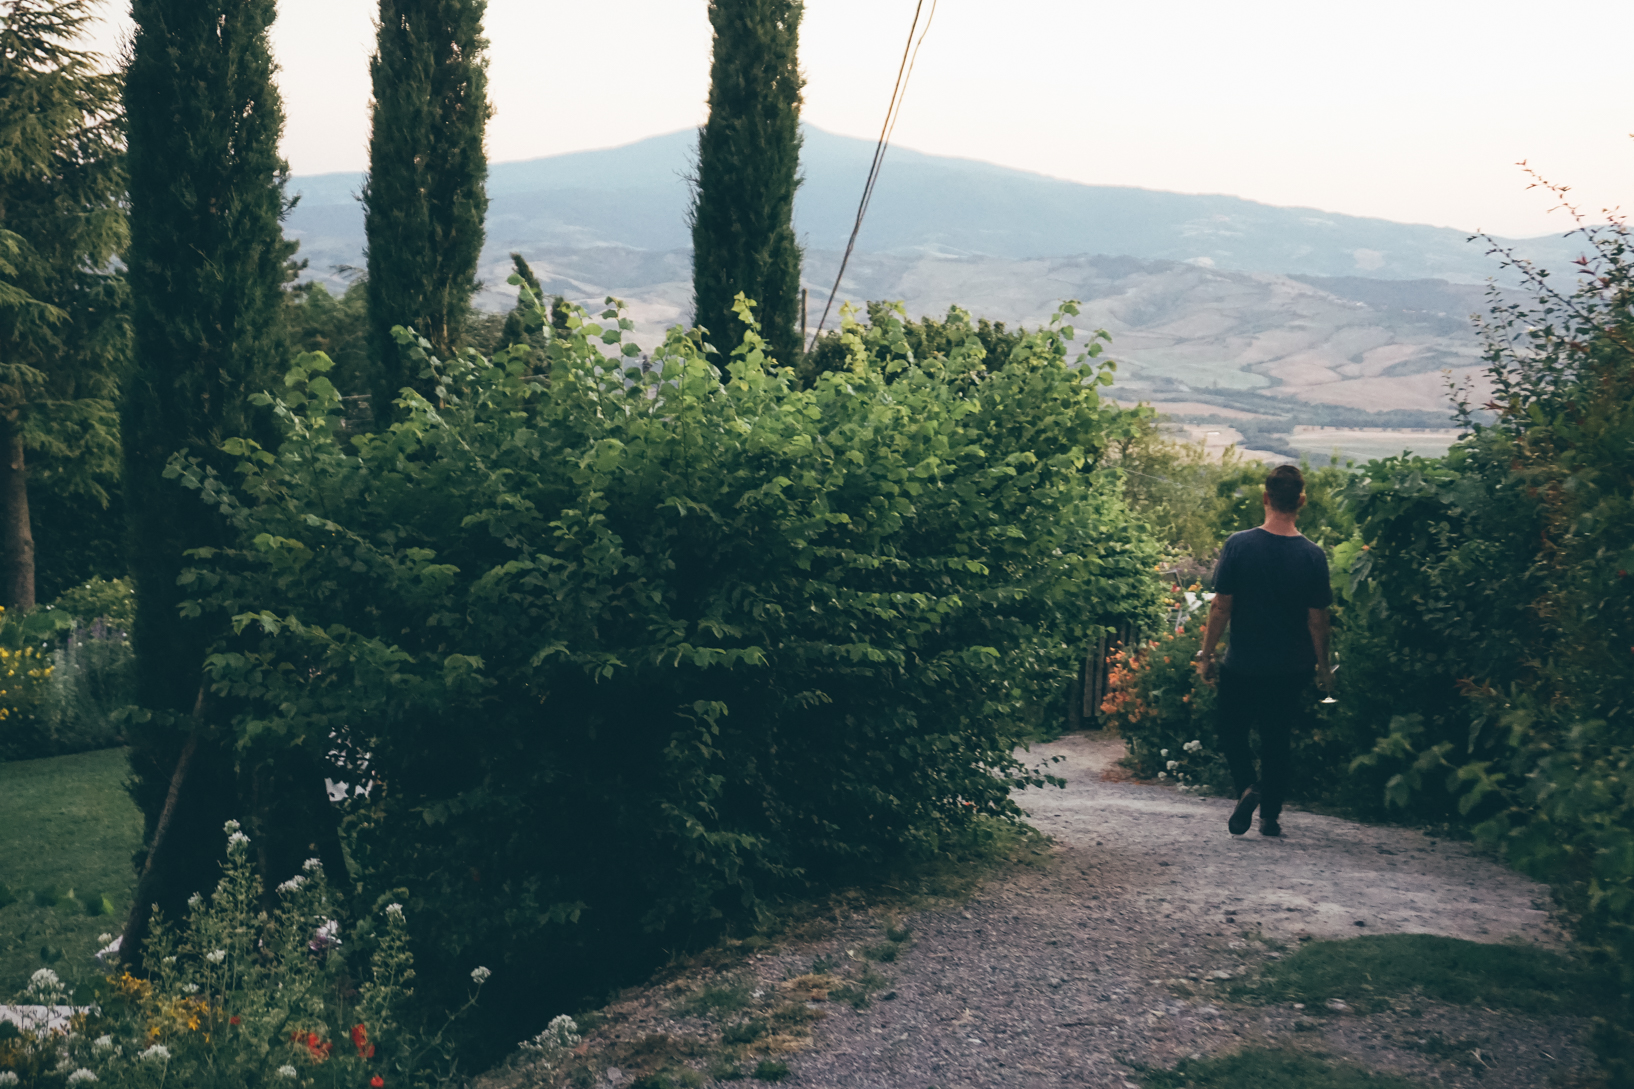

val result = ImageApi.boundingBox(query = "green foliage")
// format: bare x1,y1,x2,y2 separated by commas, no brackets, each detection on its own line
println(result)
0,747,141,993
0,0,129,607
1138,1047,1419,1089
364,0,491,421
29,481,125,603
1331,212,1634,1083
1099,623,1226,790
168,292,1160,1044
52,575,133,628
690,0,804,368
0,823,485,1089
1111,415,1356,564
800,303,1026,387
491,253,550,369
1225,933,1609,1016
285,279,371,397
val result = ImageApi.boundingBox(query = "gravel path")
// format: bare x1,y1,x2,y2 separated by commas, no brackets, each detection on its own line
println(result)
782,733,1588,1089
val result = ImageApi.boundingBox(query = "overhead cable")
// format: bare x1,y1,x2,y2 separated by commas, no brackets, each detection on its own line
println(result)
806,0,938,351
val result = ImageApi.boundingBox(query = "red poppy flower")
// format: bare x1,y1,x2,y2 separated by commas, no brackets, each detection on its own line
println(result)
371,1078,385,1088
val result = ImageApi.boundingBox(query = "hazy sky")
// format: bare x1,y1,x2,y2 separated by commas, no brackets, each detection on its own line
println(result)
83,0,1632,239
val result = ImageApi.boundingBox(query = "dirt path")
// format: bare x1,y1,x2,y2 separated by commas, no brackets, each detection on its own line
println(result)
782,733,1587,1088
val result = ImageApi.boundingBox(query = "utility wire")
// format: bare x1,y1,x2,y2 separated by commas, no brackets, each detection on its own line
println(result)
807,0,938,351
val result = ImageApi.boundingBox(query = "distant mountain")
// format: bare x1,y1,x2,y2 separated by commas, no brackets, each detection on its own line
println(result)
288,125,1580,291
285,127,1563,421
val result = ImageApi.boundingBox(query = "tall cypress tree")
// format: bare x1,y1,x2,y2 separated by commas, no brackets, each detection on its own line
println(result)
689,0,805,366
363,0,490,424
120,0,299,958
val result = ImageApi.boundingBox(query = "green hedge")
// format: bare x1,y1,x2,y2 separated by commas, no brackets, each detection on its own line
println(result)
170,293,1163,1037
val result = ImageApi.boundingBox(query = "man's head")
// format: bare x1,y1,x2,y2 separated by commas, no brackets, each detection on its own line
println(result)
1263,464,1305,515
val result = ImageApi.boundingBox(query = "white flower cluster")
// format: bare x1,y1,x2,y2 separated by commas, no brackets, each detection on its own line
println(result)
277,1065,298,1078
520,1015,582,1058
1183,739,1203,753
470,966,492,984
182,983,200,994
187,893,203,908
206,949,227,964
227,831,251,849
27,967,62,995
140,1044,171,1063
301,857,323,873
67,1070,97,1085
385,902,404,918
277,875,306,894
223,819,241,834
0,1071,18,1085
93,1036,114,1052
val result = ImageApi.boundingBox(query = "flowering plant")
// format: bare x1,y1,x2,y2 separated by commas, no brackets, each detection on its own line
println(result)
1099,623,1232,793
0,824,488,1089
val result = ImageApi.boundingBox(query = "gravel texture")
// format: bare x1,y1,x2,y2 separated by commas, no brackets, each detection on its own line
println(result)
485,733,1594,1089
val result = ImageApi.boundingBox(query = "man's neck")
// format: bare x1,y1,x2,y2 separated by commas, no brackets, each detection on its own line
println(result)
1260,512,1302,537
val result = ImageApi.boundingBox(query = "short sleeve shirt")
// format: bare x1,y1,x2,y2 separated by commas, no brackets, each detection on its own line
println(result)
1212,528,1333,676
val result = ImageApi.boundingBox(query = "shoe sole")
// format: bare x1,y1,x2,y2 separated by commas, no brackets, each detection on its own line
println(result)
1228,790,1260,835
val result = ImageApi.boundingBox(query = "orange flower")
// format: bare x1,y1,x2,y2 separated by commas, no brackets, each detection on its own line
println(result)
351,1023,375,1059
293,1030,332,1061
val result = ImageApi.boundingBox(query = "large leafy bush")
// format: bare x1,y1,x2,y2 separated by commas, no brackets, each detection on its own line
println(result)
1337,210,1634,1082
170,293,1162,1033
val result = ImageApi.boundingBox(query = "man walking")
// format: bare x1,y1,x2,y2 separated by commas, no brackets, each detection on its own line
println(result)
1195,464,1333,836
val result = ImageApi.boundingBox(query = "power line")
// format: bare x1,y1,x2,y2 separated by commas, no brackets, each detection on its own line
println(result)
806,0,938,351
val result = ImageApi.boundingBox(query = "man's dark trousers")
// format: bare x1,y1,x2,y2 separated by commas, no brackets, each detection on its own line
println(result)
1216,668,1308,821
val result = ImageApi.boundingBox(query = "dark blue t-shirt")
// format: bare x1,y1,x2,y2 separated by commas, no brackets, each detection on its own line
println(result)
1212,528,1333,676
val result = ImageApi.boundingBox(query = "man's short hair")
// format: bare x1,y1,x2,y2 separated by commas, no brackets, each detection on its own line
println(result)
1265,464,1305,513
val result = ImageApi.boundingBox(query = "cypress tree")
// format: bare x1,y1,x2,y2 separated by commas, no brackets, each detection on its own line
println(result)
689,0,805,367
0,0,127,610
120,0,305,957
363,0,490,423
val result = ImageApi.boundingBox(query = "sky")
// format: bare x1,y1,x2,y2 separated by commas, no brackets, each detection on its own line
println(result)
82,0,1633,240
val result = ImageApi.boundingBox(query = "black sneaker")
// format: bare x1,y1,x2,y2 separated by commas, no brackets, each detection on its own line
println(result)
1228,787,1260,835
1260,817,1282,837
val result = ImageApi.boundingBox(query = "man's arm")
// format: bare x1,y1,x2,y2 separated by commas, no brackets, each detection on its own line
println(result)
1308,607,1332,690
1195,593,1231,685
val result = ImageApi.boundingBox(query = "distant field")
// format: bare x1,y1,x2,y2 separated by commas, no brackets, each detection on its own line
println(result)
1287,426,1462,463
0,748,141,996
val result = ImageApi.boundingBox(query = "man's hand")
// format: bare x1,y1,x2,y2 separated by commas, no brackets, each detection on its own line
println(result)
1195,650,1217,687
1315,662,1335,694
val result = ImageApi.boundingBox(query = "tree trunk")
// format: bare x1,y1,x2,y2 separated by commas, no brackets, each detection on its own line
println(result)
0,415,35,610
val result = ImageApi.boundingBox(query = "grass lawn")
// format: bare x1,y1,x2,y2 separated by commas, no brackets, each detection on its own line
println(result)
1140,1047,1421,1089
0,746,142,996
1223,933,1612,1016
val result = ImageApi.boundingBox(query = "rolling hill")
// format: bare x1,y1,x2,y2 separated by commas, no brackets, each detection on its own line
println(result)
285,126,1573,427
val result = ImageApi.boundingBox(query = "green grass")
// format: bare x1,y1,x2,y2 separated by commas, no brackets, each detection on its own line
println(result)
1139,1047,1422,1089
1224,933,1610,1015
0,747,142,995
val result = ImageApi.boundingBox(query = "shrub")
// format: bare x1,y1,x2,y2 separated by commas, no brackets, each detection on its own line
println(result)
165,291,1163,1038
0,580,137,761
51,577,136,629
0,822,487,1089
1334,202,1634,1084
0,607,62,761
1099,622,1228,793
